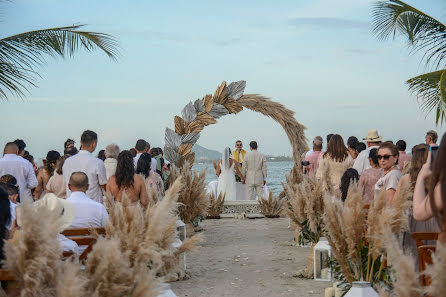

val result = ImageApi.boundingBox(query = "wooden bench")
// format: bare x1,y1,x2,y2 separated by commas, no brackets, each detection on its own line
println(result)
62,228,106,261
411,232,439,286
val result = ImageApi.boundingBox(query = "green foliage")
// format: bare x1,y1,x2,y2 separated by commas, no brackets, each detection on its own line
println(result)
372,0,446,124
0,23,119,100
297,219,323,245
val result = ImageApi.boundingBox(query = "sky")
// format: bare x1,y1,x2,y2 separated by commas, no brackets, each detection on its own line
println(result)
1,0,445,160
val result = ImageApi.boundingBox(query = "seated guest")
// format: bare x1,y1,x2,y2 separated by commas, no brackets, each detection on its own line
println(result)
34,150,60,200
374,142,402,202
107,150,149,207
303,137,323,177
66,172,108,228
136,153,165,203
358,149,383,203
396,140,411,171
0,188,11,265
339,168,359,202
0,175,19,229
46,155,69,198
104,144,120,180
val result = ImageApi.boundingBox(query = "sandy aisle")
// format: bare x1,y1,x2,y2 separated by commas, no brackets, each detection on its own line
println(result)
170,218,328,297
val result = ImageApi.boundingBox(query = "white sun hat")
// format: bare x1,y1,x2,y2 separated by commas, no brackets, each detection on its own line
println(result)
363,129,383,142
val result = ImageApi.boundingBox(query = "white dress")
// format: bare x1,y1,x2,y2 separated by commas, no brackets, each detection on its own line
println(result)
217,148,237,201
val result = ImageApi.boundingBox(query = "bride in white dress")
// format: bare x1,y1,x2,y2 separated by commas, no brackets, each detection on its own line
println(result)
216,147,244,201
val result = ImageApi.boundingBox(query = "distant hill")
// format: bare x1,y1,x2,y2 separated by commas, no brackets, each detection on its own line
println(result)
192,144,221,162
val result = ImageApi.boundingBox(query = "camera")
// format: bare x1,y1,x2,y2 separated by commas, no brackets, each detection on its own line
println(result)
301,161,310,166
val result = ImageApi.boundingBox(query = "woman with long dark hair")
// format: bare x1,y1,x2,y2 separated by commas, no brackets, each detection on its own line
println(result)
414,133,446,244
136,152,164,203
106,150,148,207
34,150,60,199
46,154,69,198
316,134,354,191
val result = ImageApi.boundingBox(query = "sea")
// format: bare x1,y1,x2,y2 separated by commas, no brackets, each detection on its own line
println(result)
192,161,294,196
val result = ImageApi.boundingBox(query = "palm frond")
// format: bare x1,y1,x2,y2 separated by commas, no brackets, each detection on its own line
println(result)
0,25,119,100
407,69,446,124
372,0,446,67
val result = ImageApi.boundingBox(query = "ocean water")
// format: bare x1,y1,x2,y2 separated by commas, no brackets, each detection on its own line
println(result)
192,161,294,196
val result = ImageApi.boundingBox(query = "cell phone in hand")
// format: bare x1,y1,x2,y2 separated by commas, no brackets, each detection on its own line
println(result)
430,145,439,169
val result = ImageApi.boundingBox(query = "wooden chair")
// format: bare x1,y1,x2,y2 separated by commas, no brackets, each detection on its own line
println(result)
411,232,438,248
62,228,106,261
411,232,439,286
0,269,15,281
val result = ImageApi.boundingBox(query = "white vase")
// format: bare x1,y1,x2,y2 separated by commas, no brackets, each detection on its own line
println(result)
344,282,379,297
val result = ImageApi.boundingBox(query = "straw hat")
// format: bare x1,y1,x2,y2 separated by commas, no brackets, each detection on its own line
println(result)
16,193,74,231
363,129,382,142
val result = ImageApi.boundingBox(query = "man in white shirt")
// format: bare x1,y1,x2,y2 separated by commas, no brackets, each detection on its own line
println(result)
63,130,107,203
66,172,108,228
0,142,38,203
353,129,382,175
133,139,157,172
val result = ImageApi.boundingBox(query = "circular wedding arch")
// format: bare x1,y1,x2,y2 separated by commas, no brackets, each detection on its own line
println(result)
163,81,308,167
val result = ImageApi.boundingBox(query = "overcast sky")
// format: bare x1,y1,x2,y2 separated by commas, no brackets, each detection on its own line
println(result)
1,0,445,160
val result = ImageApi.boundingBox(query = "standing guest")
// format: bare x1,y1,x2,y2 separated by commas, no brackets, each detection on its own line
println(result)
107,150,149,207
66,172,108,228
303,137,323,177
232,140,246,182
62,130,107,204
13,139,26,157
305,136,324,158
129,148,137,158
104,144,120,180
358,149,383,203
347,136,359,160
46,155,69,198
22,154,37,174
133,139,157,173
97,150,106,162
374,142,402,202
0,188,11,265
64,139,76,150
396,140,411,171
356,142,366,154
136,152,165,203
413,132,446,243
339,168,359,202
64,146,78,156
326,134,334,146
316,134,354,191
425,130,438,146
0,143,37,203
0,175,19,229
395,144,439,267
353,129,382,175
34,151,60,199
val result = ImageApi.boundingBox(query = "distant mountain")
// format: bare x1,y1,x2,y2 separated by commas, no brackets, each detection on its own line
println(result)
192,144,221,162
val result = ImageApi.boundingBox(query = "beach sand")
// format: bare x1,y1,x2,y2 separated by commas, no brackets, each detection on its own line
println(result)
171,218,328,297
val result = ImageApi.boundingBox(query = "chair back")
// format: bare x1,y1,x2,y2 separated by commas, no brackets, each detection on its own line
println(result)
411,232,439,248
418,245,436,286
62,228,106,261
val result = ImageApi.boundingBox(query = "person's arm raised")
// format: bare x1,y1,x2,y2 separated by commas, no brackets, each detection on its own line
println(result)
413,153,435,221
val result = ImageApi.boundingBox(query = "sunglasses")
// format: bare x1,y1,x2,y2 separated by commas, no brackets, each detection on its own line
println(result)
377,154,393,160
236,144,242,147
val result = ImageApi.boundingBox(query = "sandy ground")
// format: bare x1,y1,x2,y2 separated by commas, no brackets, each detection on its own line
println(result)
170,218,328,297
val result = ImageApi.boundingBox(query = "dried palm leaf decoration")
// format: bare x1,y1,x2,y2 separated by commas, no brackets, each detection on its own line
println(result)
164,81,308,167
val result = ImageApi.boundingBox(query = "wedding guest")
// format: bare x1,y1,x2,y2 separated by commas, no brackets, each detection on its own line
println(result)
316,134,354,191
46,155,69,198
129,148,137,158
305,136,323,158
64,146,78,156
133,139,157,172
0,142,37,203
303,137,323,176
97,150,106,162
64,139,76,150
396,140,411,171
104,144,120,180
34,150,60,199
356,142,366,154
413,132,446,244
13,139,26,157
425,130,438,146
340,168,359,202
347,136,359,160
63,130,107,203
136,152,164,203
353,129,382,175
358,149,382,203
66,172,108,228
0,175,18,229
374,142,402,202
326,134,334,145
107,150,149,207
0,188,11,265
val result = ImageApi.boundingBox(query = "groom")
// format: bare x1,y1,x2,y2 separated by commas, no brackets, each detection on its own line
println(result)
242,141,267,200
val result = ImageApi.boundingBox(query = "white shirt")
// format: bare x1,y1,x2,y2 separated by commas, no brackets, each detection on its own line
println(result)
0,154,38,203
58,234,80,254
62,150,107,203
8,201,16,230
133,153,157,173
104,158,117,180
353,145,380,175
66,191,108,228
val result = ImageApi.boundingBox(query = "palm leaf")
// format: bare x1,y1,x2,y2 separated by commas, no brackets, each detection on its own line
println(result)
0,25,119,100
371,0,446,67
407,69,446,124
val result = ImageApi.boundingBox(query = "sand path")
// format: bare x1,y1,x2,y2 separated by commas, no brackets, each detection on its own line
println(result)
170,218,328,297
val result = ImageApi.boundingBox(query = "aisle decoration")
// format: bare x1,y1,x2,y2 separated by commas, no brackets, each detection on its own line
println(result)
258,192,286,218
207,192,225,219
164,81,308,168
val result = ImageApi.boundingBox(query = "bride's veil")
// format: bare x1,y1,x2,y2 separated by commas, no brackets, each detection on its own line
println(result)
222,147,231,170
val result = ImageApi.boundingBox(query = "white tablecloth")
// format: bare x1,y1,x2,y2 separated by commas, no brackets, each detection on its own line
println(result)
207,180,269,201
